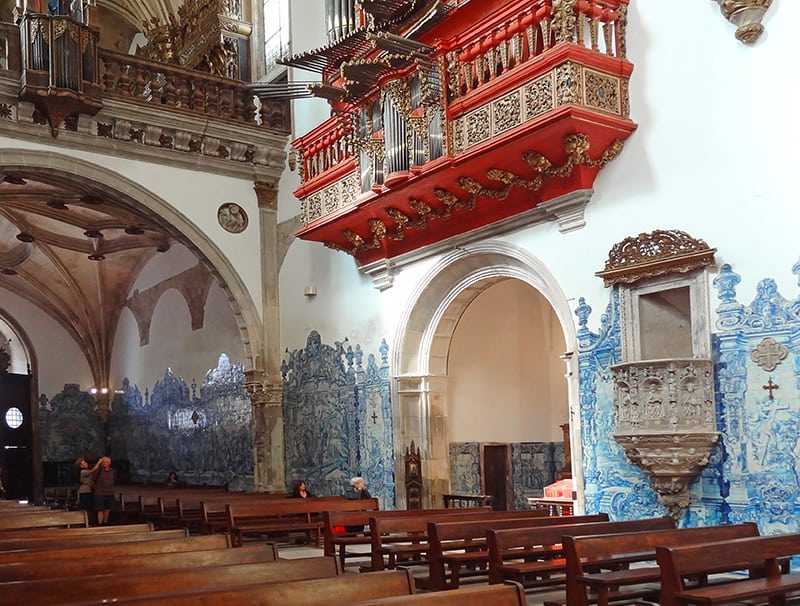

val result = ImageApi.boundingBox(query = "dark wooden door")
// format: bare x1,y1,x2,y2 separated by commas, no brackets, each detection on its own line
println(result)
482,443,511,511
0,373,33,500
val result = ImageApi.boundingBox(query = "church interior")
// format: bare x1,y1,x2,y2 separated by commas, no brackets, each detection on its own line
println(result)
1,0,800,603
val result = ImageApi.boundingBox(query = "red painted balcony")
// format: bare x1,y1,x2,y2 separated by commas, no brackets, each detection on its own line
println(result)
292,0,635,266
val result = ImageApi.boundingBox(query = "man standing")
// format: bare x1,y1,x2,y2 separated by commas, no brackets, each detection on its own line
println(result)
93,457,115,525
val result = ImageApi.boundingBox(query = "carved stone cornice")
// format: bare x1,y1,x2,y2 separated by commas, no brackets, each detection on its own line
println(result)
715,0,773,44
596,229,717,287
0,76,287,183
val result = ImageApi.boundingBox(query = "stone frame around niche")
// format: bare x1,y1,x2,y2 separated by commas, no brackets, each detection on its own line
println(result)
619,269,712,363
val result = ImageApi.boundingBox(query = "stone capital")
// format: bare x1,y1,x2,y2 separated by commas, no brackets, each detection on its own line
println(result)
253,180,278,210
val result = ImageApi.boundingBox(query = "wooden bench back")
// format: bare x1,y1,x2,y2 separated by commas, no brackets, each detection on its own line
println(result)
323,507,491,556
486,515,673,584
656,532,800,606
226,496,376,525
0,532,228,564
350,582,527,606
657,532,800,588
0,522,153,540
0,528,183,552
87,568,416,606
563,521,758,567
1,556,342,605
0,543,277,582
429,512,610,543
0,509,88,530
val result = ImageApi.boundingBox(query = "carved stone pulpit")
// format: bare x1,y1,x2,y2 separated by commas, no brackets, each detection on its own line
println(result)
597,230,720,519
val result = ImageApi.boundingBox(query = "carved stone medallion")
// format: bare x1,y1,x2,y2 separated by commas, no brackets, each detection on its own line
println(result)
217,202,248,233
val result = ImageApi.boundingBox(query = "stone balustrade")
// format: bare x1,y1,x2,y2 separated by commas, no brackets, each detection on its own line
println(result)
99,50,289,132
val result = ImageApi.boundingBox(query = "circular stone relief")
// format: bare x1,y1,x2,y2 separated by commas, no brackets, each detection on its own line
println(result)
217,202,249,234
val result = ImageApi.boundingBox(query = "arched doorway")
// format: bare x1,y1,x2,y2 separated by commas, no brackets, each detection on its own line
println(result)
391,241,583,510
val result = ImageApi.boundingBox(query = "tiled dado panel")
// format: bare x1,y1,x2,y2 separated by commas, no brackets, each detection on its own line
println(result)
449,441,563,509
282,331,395,509
577,259,800,532
108,354,254,490
40,354,254,491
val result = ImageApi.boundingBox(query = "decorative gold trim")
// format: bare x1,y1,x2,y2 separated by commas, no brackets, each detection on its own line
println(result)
596,229,717,287
325,133,624,256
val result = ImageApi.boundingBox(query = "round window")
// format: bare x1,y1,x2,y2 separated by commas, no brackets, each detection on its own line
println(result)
5,407,23,429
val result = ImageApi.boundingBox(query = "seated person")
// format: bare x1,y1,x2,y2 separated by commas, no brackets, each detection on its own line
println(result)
290,479,313,498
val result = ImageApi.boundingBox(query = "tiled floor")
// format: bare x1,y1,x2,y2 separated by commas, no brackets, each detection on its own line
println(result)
276,541,569,606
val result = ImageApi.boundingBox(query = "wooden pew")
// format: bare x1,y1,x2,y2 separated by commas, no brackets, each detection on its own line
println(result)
199,492,302,534
425,513,615,591
563,522,760,606
0,532,228,565
657,532,800,606
0,522,152,540
487,516,674,587
324,507,492,569
65,568,416,606
350,582,528,606
0,555,342,605
0,542,278,582
226,496,378,546
369,508,554,574
0,527,187,553
0,509,88,531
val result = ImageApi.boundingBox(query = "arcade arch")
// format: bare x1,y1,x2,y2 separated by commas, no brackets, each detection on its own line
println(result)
391,241,584,510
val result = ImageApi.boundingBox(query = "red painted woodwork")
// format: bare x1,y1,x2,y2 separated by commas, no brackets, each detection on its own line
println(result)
291,0,635,266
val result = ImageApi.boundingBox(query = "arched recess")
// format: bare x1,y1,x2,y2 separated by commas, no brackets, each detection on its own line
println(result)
391,241,584,510
0,149,263,370
0,307,41,501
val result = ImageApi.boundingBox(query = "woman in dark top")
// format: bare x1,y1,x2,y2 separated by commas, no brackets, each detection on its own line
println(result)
290,479,313,498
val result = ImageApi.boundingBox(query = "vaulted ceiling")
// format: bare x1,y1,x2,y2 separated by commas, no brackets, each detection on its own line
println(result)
0,171,175,387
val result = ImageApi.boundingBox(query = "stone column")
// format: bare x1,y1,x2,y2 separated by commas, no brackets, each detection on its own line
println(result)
246,181,285,493
244,370,284,492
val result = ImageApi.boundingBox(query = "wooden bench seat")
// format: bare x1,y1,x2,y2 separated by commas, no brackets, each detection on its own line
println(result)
657,532,800,606
366,507,514,572
425,513,613,591
63,568,416,606
0,542,277,582
0,555,342,605
563,522,759,606
350,582,528,606
0,509,88,531
0,532,229,564
226,496,378,546
487,516,675,587
324,507,491,568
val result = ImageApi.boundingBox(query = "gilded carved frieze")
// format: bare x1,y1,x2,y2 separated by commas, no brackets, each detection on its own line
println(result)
596,230,718,287
302,172,361,225
324,133,624,256
451,62,625,154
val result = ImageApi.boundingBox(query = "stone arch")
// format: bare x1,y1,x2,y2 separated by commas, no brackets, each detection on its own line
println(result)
391,241,584,510
0,148,263,368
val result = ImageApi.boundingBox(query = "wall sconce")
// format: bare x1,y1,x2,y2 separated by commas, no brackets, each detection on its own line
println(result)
304,286,317,298
89,387,109,395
